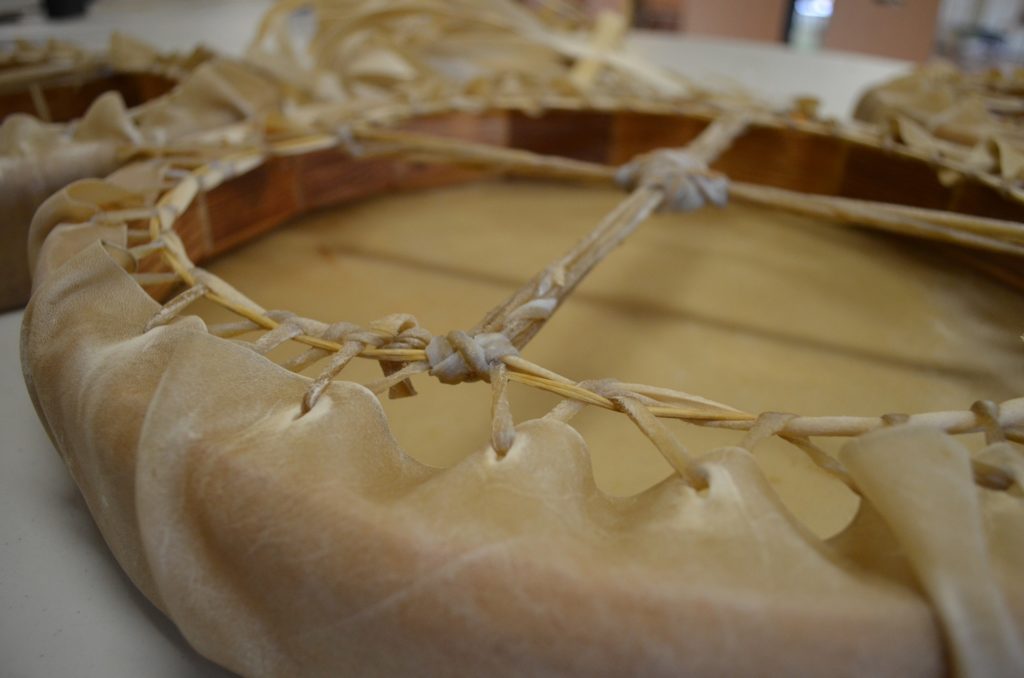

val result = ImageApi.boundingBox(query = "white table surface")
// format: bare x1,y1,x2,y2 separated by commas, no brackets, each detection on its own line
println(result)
0,2,910,676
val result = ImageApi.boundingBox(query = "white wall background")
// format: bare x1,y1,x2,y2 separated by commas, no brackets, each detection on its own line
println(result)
938,0,1023,32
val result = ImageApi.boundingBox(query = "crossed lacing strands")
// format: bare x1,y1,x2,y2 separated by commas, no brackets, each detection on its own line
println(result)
135,118,742,487
204,310,433,407
126,108,1024,495
373,116,743,479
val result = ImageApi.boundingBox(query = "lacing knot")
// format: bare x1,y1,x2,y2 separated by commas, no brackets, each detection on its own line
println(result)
615,149,729,212
426,330,518,385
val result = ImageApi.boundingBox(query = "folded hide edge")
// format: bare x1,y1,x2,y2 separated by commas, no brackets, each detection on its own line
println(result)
0,56,287,311
19,219,1024,676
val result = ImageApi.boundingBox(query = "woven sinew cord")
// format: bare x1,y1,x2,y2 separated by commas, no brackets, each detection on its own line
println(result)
458,113,746,483
126,111,1024,494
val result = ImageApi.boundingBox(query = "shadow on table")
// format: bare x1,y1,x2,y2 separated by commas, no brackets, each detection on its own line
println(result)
57,472,236,678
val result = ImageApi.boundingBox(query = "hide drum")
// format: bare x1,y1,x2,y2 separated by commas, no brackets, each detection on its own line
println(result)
196,178,1024,537
16,3,1024,674
21,109,1024,678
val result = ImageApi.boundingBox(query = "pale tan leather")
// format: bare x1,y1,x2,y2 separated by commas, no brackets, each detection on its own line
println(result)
21,177,1024,677
11,4,1024,673
0,58,284,310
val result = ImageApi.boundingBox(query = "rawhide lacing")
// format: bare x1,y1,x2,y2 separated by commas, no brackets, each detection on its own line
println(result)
615,149,729,212
106,73,1024,493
